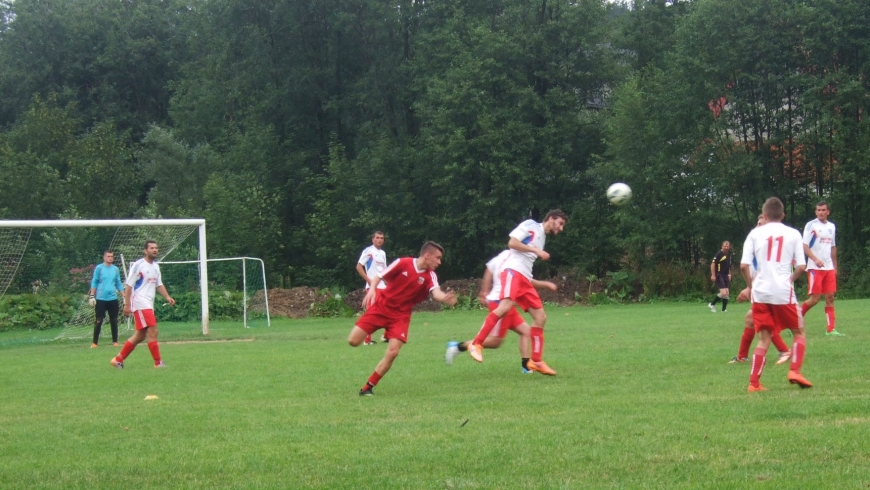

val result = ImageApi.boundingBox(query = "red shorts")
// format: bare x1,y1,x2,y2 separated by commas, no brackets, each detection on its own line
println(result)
132,309,157,330
355,304,411,343
751,303,803,333
487,301,525,339
499,269,543,311
806,269,837,295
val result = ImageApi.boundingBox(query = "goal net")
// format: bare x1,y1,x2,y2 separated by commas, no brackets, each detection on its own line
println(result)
0,219,210,345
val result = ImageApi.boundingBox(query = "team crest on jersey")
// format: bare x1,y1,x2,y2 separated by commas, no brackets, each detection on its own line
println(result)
417,277,424,284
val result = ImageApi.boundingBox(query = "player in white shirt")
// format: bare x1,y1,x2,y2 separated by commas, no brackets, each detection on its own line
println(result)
799,201,843,335
110,240,176,369
356,231,388,345
445,250,556,371
740,198,812,392
466,209,567,376
731,214,791,365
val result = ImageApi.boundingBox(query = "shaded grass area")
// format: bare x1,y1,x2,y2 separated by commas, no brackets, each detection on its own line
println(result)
1,300,869,489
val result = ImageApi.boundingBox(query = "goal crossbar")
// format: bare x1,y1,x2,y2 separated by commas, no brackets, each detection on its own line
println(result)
0,219,210,335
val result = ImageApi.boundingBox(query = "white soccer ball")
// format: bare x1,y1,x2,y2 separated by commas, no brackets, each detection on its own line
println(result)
606,182,632,206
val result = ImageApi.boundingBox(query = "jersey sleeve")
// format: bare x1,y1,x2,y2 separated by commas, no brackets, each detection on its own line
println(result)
802,221,814,246
792,230,806,265
428,271,439,292
90,265,101,289
380,258,404,281
508,220,535,243
156,264,164,288
357,247,370,266
125,262,139,288
113,266,123,290
740,234,755,265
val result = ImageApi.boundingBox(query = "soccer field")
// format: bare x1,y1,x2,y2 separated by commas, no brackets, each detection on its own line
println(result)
1,300,868,489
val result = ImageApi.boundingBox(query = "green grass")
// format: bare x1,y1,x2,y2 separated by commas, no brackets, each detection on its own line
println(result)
2,300,869,489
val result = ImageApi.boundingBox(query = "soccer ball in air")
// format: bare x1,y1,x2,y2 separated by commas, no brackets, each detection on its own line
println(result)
606,183,632,206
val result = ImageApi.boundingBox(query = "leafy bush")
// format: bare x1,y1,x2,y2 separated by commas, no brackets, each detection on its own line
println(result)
309,290,355,318
638,262,709,301
154,290,250,322
0,294,77,331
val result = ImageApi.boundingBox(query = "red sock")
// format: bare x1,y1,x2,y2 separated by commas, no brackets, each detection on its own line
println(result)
364,334,372,343
530,327,544,362
362,371,383,391
749,347,767,387
147,341,161,363
473,312,501,345
825,306,835,332
800,302,811,316
738,327,755,359
790,337,806,372
117,341,135,361
771,330,789,353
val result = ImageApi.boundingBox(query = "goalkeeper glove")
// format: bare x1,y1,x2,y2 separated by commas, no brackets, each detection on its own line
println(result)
88,295,96,307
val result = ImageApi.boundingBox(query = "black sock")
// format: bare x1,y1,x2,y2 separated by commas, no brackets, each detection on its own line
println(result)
522,358,529,370
722,298,728,311
458,342,468,352
711,296,720,305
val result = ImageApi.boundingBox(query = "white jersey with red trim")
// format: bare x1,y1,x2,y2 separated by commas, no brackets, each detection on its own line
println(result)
500,219,545,279
802,218,836,270
357,245,387,289
741,222,804,305
125,258,163,311
484,250,511,302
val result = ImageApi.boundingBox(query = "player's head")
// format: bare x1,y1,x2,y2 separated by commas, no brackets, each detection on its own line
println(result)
372,231,385,248
103,249,114,264
543,209,568,235
419,241,444,270
756,214,768,227
143,240,159,260
721,241,731,252
762,197,785,222
815,201,830,222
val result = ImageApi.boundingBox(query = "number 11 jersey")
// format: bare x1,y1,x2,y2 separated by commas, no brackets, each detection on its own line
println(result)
740,222,805,305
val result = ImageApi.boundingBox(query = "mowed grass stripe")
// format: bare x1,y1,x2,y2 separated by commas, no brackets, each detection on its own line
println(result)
1,300,868,489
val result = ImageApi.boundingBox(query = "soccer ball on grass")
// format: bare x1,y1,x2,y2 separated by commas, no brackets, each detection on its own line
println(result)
606,183,632,206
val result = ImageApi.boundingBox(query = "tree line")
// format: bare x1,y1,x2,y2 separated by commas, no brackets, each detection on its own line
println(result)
1,0,868,296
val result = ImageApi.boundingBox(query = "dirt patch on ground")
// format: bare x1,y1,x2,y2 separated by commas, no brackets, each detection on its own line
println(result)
260,287,331,318
262,276,634,319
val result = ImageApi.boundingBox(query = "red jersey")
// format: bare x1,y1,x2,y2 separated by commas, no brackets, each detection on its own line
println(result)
375,257,439,315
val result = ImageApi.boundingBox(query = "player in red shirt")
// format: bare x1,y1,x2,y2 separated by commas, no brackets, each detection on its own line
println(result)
348,241,457,396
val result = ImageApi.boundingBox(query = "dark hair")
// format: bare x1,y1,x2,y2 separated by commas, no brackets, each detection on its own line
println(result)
762,197,784,221
144,240,157,250
544,209,568,223
816,201,830,211
372,231,385,238
104,249,114,255
420,241,444,256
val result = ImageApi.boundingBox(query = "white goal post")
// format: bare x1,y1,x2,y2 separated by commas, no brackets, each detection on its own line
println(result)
0,219,210,335
159,257,270,328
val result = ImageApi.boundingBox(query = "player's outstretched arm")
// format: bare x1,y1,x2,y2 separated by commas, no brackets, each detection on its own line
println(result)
431,287,457,307
531,279,558,292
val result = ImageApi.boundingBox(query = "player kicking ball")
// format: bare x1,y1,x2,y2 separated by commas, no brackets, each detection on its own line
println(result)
348,241,457,396
446,250,557,373
740,198,812,392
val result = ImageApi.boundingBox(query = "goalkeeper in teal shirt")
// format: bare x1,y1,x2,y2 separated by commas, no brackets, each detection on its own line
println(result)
89,250,124,347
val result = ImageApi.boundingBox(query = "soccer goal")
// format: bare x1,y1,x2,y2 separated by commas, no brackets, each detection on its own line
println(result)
159,257,270,329
0,219,210,342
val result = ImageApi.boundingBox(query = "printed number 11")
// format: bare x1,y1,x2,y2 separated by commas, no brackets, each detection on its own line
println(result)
767,236,784,262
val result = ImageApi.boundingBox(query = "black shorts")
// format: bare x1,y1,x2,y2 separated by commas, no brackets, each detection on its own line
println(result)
715,274,731,289
95,299,120,322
